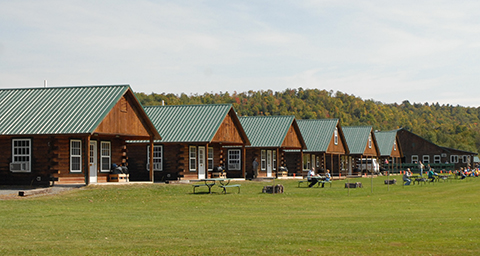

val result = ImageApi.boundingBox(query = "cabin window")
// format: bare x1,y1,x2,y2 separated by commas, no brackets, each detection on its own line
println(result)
462,155,470,164
147,145,163,171
208,147,214,171
227,149,241,170
368,134,372,149
316,156,320,168
422,155,430,164
272,151,277,171
393,141,397,151
261,150,266,170
434,155,441,164
303,154,311,170
100,141,111,172
12,139,31,172
70,139,82,173
334,127,338,145
450,155,459,163
189,146,197,171
411,155,418,163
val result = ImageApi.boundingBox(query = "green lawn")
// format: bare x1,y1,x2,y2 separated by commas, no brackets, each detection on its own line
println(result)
1,176,479,255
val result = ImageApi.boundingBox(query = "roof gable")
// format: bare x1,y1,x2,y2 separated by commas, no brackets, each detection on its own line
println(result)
144,104,248,144
0,85,152,136
296,119,339,152
239,116,305,149
343,126,378,155
374,130,402,157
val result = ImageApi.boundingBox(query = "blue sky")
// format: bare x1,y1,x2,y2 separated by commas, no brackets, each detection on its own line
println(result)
1,1,480,106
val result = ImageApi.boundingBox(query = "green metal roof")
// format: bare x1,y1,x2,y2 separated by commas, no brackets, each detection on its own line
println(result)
0,85,132,135
374,130,397,157
144,104,243,143
296,119,339,152
239,115,301,148
342,126,373,155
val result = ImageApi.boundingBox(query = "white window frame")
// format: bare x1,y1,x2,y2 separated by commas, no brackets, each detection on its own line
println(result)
208,147,214,171
272,151,277,171
12,138,32,173
70,139,82,173
334,127,338,145
227,149,241,171
411,155,419,163
303,154,311,170
316,156,320,168
462,155,470,164
451,155,459,163
261,150,266,170
393,141,397,151
100,141,111,172
368,134,372,149
433,155,441,164
189,146,197,171
147,145,163,171
422,155,430,164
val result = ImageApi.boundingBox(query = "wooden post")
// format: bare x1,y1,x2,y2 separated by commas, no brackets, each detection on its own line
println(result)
242,145,246,179
149,137,154,182
300,149,304,176
206,143,209,179
85,136,90,185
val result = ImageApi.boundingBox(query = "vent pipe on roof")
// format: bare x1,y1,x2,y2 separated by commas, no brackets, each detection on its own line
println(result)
162,100,165,106
44,80,47,88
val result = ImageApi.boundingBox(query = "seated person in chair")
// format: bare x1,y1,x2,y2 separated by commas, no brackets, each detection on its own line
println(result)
321,169,331,188
403,168,412,185
307,168,319,187
428,168,438,182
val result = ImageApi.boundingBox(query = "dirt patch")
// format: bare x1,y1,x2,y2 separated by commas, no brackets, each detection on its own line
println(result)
0,185,83,200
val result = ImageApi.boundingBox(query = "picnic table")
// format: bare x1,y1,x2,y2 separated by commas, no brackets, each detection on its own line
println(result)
193,178,240,194
298,176,331,188
435,174,451,182
410,175,428,185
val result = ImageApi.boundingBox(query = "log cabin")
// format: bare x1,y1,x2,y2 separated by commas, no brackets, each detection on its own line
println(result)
238,116,307,179
285,119,349,177
0,85,161,186
342,126,380,175
127,104,250,181
374,130,403,172
396,128,477,172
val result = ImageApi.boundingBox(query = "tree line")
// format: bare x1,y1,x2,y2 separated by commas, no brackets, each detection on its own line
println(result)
136,88,480,154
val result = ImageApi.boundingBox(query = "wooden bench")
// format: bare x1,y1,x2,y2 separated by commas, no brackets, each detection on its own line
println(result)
321,180,332,188
219,184,241,194
192,183,215,194
298,180,331,187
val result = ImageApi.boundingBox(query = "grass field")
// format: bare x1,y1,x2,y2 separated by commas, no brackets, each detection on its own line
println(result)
0,176,479,255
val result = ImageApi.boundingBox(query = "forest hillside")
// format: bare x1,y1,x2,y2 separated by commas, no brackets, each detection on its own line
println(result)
135,88,480,154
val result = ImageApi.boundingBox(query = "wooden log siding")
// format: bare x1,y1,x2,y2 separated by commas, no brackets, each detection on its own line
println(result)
212,112,246,145
94,95,151,139
362,136,378,156
281,125,303,149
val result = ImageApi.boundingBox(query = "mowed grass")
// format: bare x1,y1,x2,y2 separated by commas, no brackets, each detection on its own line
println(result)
1,176,479,256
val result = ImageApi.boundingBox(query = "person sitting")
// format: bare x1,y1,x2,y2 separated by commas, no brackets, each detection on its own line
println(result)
458,168,466,179
403,168,412,185
307,168,318,187
428,168,438,182
321,169,331,188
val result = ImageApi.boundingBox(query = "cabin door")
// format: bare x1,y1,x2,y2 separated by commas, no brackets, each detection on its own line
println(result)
198,146,206,179
266,150,273,177
89,141,98,183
